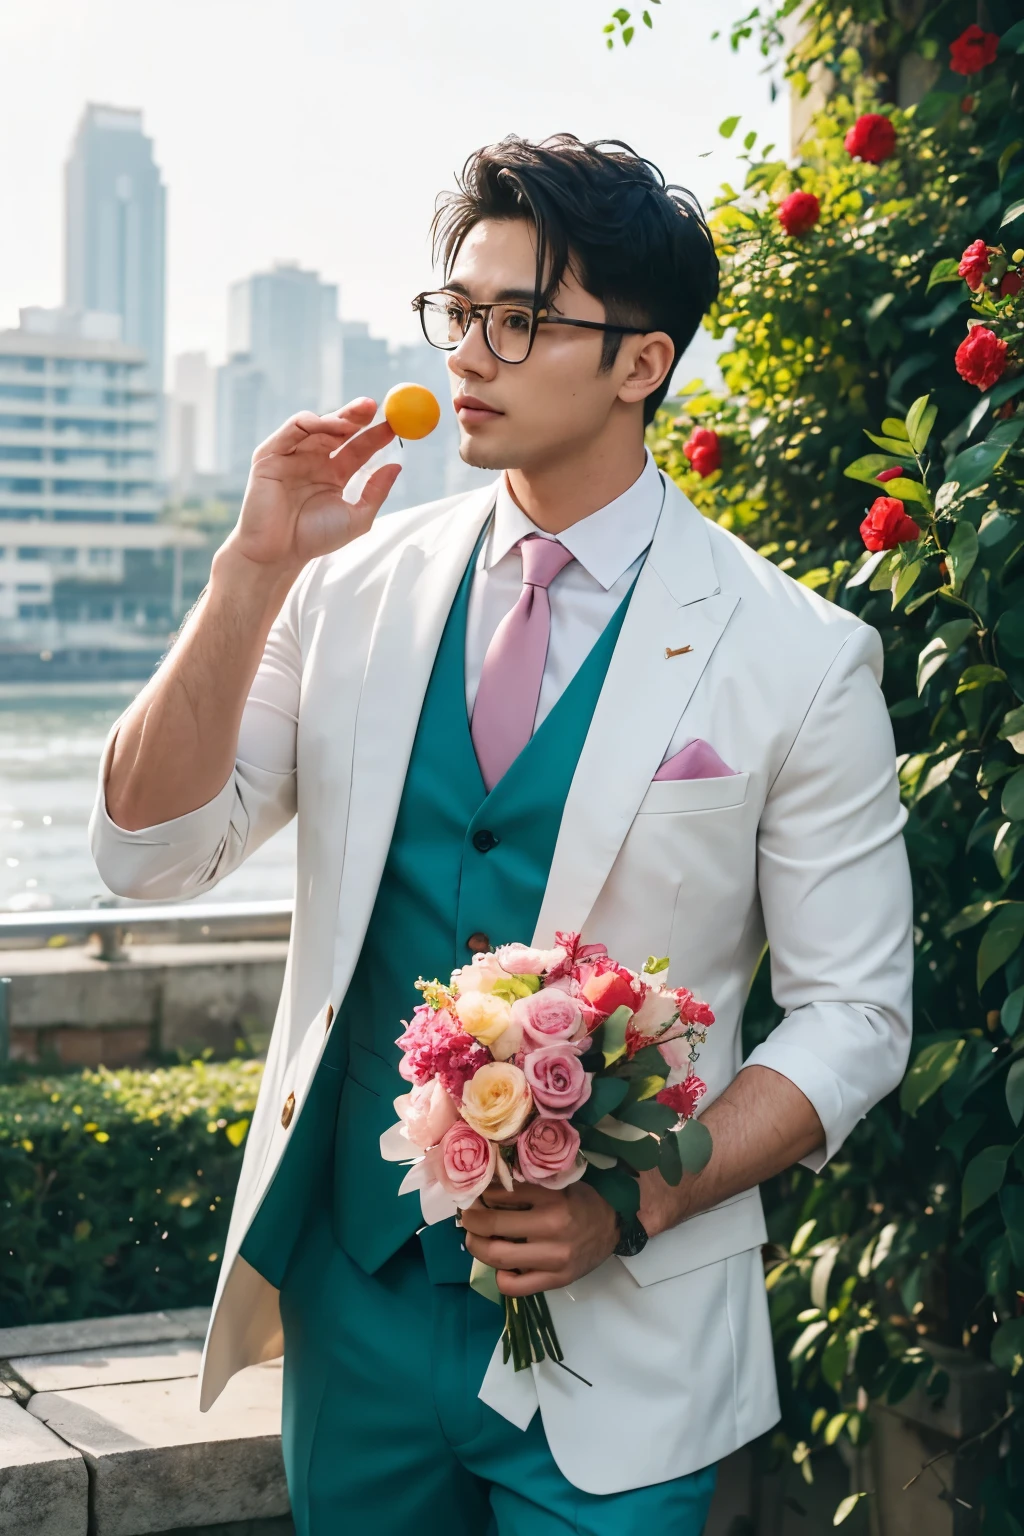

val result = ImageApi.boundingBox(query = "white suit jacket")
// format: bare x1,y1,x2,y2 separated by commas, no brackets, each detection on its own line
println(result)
89,474,914,1496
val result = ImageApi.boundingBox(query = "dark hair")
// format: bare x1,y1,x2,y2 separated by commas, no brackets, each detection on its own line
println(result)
432,134,719,426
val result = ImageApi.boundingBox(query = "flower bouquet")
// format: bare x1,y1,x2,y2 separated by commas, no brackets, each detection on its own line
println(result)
380,931,715,1374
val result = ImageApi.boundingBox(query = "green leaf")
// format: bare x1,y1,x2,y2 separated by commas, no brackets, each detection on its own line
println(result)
881,417,910,440
573,1075,628,1126
998,705,1024,753
961,1144,1010,1219
978,904,1024,990
224,1118,249,1148
945,898,1001,936
601,1005,632,1066
469,1258,502,1306
939,1112,985,1165
844,453,915,486
956,664,1005,693
1003,985,1024,1037
906,395,937,453
582,1123,660,1171
1007,1057,1024,1126
863,431,918,456
1000,198,1024,229
1003,770,1024,821
992,1318,1024,1377
892,561,922,609
612,6,630,20
916,620,975,694
878,477,931,510
915,749,962,801
996,610,1024,662
948,438,1012,494
899,1037,965,1115
946,521,979,594
870,551,899,592
657,1128,682,1185
719,115,740,139
1002,1186,1024,1264
925,257,963,292
999,141,1023,184
834,1492,867,1526
821,1331,849,1390
582,1163,639,1218
788,1318,828,1361
616,1097,676,1133
810,1244,840,1312
674,1116,712,1174
642,954,670,974
847,550,887,589
622,25,634,43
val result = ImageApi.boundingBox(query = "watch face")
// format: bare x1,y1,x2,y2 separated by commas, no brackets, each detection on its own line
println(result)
615,1216,649,1257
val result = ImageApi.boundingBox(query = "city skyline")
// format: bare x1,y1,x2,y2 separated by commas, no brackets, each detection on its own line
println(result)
0,0,789,378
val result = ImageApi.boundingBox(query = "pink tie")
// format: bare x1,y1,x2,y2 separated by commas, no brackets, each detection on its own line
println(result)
471,535,575,791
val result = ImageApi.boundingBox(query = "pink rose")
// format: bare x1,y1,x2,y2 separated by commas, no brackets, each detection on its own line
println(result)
522,1045,592,1117
393,1079,460,1150
433,1121,496,1204
516,1116,585,1189
511,988,585,1046
495,943,562,975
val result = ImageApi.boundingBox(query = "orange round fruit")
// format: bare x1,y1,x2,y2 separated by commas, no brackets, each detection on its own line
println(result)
383,382,441,440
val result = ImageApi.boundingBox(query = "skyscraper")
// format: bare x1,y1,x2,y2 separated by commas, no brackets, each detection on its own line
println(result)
64,105,166,392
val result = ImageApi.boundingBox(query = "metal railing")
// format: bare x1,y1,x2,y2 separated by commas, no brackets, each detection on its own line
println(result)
0,898,293,961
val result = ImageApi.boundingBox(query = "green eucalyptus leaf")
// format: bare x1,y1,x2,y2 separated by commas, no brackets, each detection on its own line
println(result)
572,1076,628,1126
601,1005,632,1066
616,1097,676,1133
899,1037,965,1115
674,1116,713,1174
658,1128,683,1186
582,1163,640,1217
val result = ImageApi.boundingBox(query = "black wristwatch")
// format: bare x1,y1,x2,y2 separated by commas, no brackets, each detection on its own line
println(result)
613,1212,649,1257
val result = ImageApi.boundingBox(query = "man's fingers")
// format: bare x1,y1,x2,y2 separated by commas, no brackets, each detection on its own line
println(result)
461,1203,557,1240
252,399,378,461
496,1268,567,1297
345,462,402,530
464,1234,569,1273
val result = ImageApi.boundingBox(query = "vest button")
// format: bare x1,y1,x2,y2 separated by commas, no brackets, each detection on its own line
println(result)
466,932,492,954
472,829,499,853
281,1092,295,1129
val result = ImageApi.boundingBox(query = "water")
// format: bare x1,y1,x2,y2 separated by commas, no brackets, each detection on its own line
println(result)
0,685,296,911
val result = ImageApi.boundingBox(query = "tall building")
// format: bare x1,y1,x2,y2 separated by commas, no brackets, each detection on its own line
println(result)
168,351,217,495
0,308,200,675
64,105,166,392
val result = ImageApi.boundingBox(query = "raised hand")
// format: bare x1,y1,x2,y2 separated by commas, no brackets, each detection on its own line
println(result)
225,398,402,577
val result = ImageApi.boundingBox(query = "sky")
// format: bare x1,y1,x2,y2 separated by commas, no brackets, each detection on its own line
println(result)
0,0,790,374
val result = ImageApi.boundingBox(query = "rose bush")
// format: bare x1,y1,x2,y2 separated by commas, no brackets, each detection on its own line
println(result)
636,0,1024,1524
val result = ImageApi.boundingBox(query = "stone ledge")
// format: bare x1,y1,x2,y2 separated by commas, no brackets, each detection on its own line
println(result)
0,1305,210,1361
27,1364,288,1536
0,1395,88,1536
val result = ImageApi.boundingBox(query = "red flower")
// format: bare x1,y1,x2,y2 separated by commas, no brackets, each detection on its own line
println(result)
581,964,643,1020
960,95,975,114
949,24,999,76
860,497,921,552
683,427,721,477
958,239,991,291
1001,272,1023,299
778,191,820,237
844,113,896,165
955,325,1008,391
876,466,904,483
656,1075,707,1121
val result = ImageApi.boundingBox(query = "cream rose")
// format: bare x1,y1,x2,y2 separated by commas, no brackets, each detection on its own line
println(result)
459,1061,533,1140
454,990,513,1047
451,952,504,994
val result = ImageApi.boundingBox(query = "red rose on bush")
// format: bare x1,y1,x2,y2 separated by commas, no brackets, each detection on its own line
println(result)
958,239,991,291
844,113,896,164
778,191,820,237
683,427,721,477
876,466,904,483
949,24,999,75
955,325,1008,391
1001,272,1023,299
860,497,921,552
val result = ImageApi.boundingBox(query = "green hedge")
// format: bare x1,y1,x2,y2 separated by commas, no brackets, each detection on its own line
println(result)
0,1060,262,1326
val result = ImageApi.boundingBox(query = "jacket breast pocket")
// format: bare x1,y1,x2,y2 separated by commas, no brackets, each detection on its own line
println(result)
637,771,749,815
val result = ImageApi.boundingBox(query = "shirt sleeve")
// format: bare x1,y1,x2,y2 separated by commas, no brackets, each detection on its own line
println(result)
88,581,304,902
742,624,914,1168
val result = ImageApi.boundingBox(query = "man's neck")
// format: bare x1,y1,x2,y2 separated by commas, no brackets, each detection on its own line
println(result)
503,437,648,534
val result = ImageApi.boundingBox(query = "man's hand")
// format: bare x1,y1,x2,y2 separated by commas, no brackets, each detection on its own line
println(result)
460,1179,618,1296
220,397,402,582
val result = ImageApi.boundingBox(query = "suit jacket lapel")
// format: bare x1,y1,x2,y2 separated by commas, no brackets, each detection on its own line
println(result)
533,477,739,944
330,484,497,995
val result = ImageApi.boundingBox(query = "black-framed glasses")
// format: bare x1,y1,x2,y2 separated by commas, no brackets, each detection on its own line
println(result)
412,290,647,365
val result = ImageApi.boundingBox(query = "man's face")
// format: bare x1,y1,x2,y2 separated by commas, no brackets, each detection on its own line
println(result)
441,217,642,472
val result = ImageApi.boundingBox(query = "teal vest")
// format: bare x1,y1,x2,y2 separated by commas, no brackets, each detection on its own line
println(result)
241,535,635,1287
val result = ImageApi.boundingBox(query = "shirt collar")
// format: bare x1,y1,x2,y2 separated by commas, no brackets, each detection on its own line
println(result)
487,449,665,591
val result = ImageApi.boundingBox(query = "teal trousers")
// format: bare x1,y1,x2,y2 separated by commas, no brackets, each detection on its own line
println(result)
278,1195,717,1535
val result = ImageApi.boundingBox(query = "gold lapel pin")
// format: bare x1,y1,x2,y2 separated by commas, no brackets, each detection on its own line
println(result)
665,644,693,659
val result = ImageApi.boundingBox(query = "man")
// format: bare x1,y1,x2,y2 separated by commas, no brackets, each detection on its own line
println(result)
91,135,913,1535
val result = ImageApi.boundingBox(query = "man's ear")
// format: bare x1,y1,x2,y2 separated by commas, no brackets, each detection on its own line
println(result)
616,331,675,409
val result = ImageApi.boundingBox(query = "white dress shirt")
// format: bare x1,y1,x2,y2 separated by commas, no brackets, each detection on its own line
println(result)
464,449,665,728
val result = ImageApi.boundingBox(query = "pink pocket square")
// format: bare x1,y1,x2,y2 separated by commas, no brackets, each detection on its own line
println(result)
654,738,737,782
